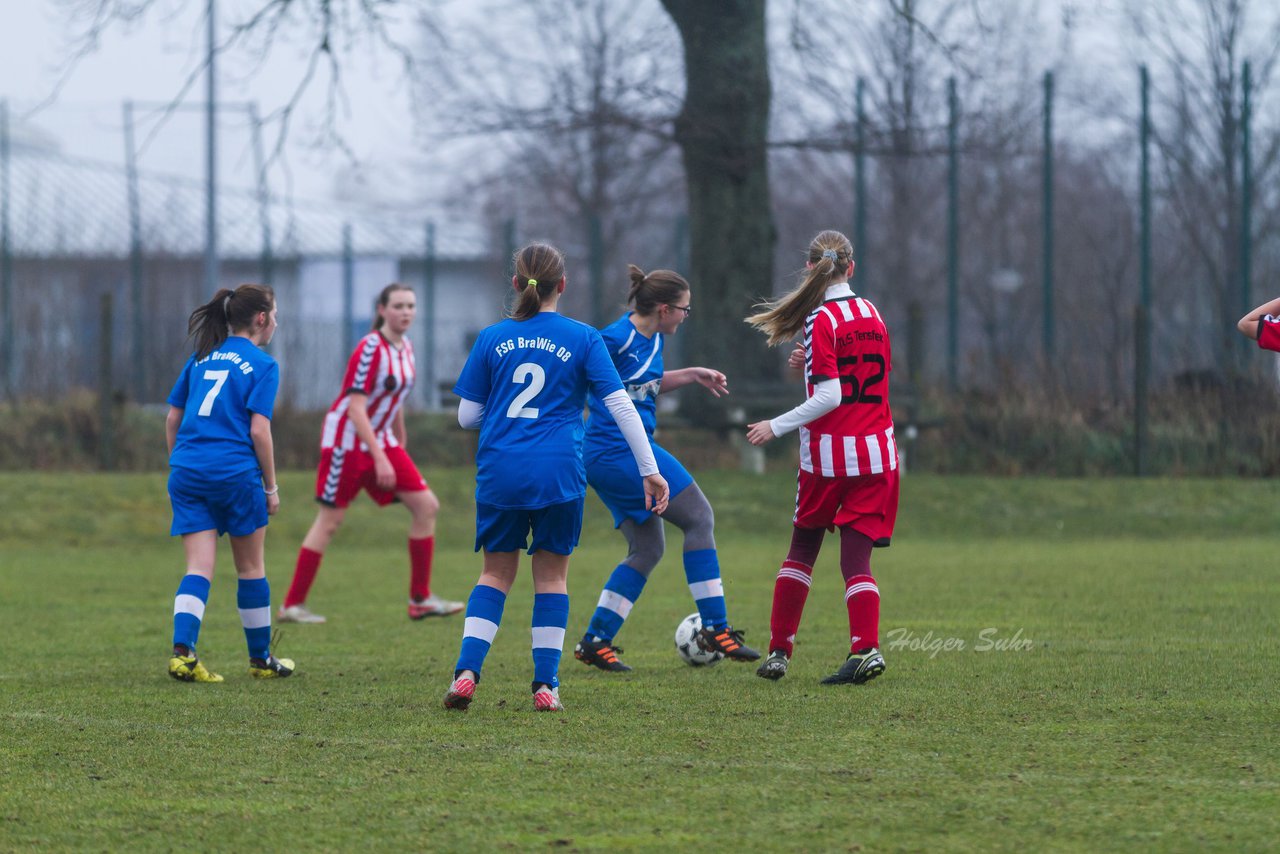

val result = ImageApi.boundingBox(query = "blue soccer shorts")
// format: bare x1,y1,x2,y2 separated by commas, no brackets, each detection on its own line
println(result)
168,466,268,538
474,498,584,556
586,442,694,528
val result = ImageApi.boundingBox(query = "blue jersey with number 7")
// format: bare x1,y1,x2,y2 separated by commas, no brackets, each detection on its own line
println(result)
454,312,623,510
167,336,280,478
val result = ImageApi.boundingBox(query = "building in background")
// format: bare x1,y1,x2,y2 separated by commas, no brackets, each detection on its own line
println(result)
3,141,502,410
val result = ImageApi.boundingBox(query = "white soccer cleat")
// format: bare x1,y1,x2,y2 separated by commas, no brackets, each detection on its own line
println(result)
532,685,563,712
408,594,464,620
277,604,327,624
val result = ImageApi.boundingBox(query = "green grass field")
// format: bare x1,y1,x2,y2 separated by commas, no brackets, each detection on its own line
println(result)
2,471,1278,851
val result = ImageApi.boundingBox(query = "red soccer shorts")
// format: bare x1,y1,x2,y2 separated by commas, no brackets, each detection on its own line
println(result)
793,467,899,545
315,445,428,508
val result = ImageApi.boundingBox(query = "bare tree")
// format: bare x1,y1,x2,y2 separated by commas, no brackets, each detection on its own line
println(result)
416,0,685,326
1128,0,1280,376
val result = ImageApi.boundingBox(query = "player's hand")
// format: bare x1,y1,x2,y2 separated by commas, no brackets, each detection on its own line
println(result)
266,492,281,516
374,455,396,491
787,344,805,371
643,473,670,514
746,421,776,446
693,367,728,397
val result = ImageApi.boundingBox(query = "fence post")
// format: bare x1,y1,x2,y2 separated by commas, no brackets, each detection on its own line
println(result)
423,220,438,410
342,223,355,356
249,102,273,287
1042,70,1055,362
947,76,959,392
123,100,146,401
203,0,219,297
0,99,12,402
1240,60,1252,365
1134,304,1148,476
1136,66,1152,476
99,292,116,471
854,77,867,289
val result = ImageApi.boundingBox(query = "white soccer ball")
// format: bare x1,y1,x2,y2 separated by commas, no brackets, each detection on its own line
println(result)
674,612,723,667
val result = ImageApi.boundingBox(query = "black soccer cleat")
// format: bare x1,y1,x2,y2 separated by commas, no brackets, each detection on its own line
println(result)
755,650,790,680
696,625,761,662
820,648,885,685
248,654,295,679
574,639,632,672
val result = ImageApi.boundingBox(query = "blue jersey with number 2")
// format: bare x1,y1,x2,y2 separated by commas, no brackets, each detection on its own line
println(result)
454,312,623,509
167,336,279,479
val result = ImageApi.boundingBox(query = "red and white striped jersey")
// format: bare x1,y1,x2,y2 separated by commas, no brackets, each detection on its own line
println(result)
799,286,897,477
321,332,416,452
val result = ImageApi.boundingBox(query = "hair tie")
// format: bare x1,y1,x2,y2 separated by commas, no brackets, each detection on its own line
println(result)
821,249,838,261
527,278,538,289
222,294,233,315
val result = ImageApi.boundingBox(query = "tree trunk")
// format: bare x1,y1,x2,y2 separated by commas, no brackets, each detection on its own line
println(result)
660,0,776,422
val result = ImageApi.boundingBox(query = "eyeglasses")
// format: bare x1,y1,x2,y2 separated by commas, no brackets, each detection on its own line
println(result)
666,304,692,316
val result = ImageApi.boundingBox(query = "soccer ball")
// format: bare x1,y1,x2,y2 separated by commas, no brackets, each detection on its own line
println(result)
674,612,723,667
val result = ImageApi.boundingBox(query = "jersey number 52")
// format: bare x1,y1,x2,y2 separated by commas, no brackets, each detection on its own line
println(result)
837,354,885,405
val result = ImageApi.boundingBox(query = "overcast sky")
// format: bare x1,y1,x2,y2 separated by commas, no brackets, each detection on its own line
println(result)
0,1,423,204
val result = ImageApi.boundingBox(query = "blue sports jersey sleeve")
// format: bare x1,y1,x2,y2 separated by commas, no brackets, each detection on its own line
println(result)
584,329,624,399
167,357,195,410
247,361,279,419
453,330,493,403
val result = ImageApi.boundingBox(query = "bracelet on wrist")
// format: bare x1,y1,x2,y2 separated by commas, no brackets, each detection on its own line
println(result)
263,484,279,495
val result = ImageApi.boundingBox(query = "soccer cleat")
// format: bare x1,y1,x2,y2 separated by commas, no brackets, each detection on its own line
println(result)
443,676,476,711
277,604,327,624
820,648,886,685
756,650,790,680
532,686,563,712
408,594,465,620
168,654,224,683
696,625,761,661
248,654,295,679
573,639,632,672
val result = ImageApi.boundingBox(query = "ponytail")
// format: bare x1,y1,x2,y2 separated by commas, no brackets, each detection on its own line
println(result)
510,243,566,321
746,230,853,347
187,283,275,359
626,264,688,317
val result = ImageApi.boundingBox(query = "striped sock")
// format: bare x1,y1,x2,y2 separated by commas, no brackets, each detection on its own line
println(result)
172,574,211,653
585,564,647,643
683,548,727,631
844,575,880,652
237,577,272,661
531,592,570,689
455,584,506,680
769,560,813,657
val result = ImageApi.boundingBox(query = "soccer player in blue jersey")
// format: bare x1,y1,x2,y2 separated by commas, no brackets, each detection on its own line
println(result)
572,265,760,672
444,243,670,712
165,284,295,682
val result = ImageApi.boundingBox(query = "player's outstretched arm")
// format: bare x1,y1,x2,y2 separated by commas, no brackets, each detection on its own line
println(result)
1238,296,1280,340
660,367,728,397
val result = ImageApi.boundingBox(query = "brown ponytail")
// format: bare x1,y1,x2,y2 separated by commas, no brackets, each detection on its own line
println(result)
510,243,566,321
626,265,689,317
187,283,275,359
